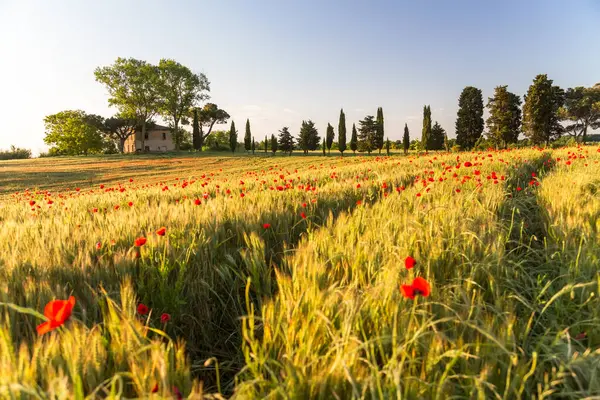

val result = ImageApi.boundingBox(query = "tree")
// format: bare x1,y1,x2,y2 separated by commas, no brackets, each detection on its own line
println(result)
278,127,294,155
251,136,255,154
298,120,319,154
375,107,385,153
350,123,358,154
326,123,335,154
192,108,201,150
403,123,410,154
43,110,106,155
429,122,446,150
338,109,347,155
358,115,377,153
486,85,522,148
265,135,268,153
421,105,432,150
229,121,237,153
157,59,209,151
385,137,391,155
103,114,137,153
94,57,162,151
322,138,326,155
271,134,278,154
560,86,600,143
189,103,230,150
244,119,252,152
523,74,565,145
455,87,484,149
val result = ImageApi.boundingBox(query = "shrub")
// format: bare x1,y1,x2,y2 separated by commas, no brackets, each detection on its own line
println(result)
0,145,32,160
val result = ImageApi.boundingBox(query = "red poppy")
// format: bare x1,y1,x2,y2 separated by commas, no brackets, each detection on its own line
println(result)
300,212,307,219
262,223,271,229
36,296,76,335
194,198,201,205
29,200,36,206
160,313,171,323
400,277,431,300
464,161,473,167
95,242,102,250
137,303,149,315
128,201,134,207
404,256,416,270
151,383,159,393
575,332,587,340
134,237,147,247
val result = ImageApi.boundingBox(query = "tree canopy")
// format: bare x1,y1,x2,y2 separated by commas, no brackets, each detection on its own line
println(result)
298,120,319,154
326,123,335,153
560,85,600,143
486,85,522,148
338,109,347,155
455,86,484,149
523,74,565,145
358,115,377,153
44,110,107,155
421,105,432,150
278,127,294,155
429,122,446,150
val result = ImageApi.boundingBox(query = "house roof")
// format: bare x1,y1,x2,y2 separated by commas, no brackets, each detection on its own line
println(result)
150,124,171,130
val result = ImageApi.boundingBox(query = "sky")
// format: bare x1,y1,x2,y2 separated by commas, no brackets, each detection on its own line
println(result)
1,0,599,154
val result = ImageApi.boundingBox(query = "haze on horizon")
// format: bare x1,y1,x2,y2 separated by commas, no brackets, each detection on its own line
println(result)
1,0,599,154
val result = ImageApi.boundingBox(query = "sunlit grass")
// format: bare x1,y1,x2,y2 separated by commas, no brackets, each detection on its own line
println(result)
1,147,600,398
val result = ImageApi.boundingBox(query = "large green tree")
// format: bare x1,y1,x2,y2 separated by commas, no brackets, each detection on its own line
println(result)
429,122,446,150
350,123,358,154
298,120,319,154
326,123,335,154
338,109,347,155
522,74,565,145
189,103,230,150
560,85,600,143
278,127,294,155
157,59,209,151
421,105,432,150
358,115,377,153
229,121,237,153
103,113,137,153
43,110,106,155
403,123,410,154
244,119,252,153
375,107,385,153
455,87,484,149
192,108,201,150
94,57,162,151
486,85,522,148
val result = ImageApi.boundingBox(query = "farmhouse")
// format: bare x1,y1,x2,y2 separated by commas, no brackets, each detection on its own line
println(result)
123,124,174,153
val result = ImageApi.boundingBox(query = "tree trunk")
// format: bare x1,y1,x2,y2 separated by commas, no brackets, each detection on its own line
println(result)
141,120,146,151
174,119,180,151
119,138,126,153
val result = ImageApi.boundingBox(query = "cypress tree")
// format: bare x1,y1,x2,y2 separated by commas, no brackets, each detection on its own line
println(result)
522,74,564,145
421,105,432,151
350,123,358,154
244,119,252,153
299,120,319,154
486,85,522,148
192,108,200,151
385,137,390,155
455,86,484,149
429,122,446,150
229,120,237,153
251,136,255,154
271,134,278,154
375,107,384,153
403,123,410,154
338,109,347,155
326,123,334,154
264,135,268,153
322,138,326,155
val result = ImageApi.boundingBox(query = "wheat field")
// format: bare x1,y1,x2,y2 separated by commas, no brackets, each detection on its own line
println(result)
1,147,599,399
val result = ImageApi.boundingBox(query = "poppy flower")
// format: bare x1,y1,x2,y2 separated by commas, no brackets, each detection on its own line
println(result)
29,200,36,206
95,242,102,250
575,332,587,340
128,201,134,207
151,383,159,393
404,256,416,270
137,303,149,315
156,227,166,236
36,296,76,335
463,162,473,167
194,198,201,205
300,212,307,219
160,313,171,323
400,277,431,300
134,237,147,247
262,223,271,229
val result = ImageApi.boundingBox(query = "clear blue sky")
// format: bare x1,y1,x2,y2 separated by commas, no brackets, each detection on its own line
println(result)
1,0,599,153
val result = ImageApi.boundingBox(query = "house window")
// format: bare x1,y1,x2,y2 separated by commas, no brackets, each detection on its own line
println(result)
162,132,166,140
144,132,149,140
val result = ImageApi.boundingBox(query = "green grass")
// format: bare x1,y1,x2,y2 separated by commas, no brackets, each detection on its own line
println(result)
1,146,599,398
